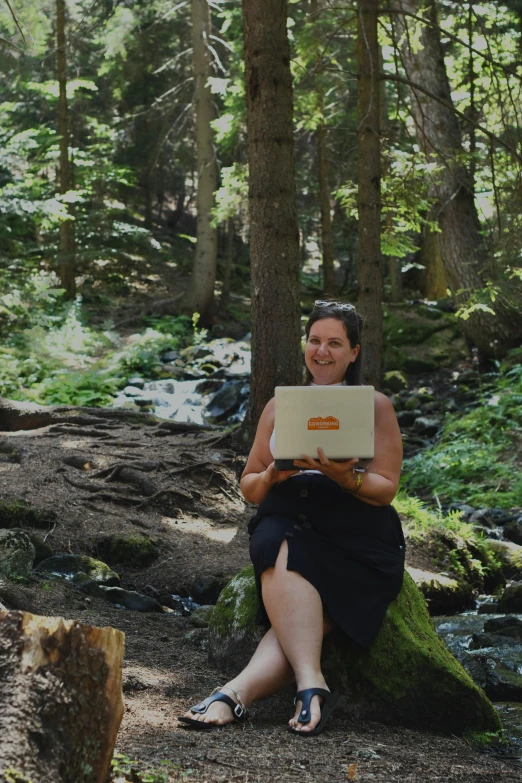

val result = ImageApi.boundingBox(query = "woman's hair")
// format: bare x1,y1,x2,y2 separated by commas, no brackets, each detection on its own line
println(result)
303,302,363,386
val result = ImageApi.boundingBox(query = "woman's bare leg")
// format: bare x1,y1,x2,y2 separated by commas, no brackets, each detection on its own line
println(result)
181,626,293,725
261,539,332,732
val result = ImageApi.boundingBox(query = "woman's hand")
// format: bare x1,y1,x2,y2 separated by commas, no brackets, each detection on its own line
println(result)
263,462,300,488
293,448,360,491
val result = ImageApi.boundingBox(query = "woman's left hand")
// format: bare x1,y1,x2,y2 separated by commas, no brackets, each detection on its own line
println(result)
293,448,360,491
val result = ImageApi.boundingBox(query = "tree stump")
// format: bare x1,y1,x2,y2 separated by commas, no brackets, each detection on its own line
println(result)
0,611,124,783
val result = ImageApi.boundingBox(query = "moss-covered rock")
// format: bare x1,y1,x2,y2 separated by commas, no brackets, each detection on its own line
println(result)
35,554,120,586
0,529,35,580
209,567,501,736
382,370,408,393
0,497,56,530
94,533,159,568
484,540,522,580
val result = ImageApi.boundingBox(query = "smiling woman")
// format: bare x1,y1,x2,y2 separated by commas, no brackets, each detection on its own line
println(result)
179,301,405,737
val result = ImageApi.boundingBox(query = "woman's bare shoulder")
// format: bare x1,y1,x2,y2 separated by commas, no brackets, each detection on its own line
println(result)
374,390,395,414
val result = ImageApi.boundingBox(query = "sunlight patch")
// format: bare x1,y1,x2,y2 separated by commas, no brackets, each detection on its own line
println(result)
162,516,237,543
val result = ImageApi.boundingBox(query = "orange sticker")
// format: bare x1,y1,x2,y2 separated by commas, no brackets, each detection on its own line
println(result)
307,416,339,430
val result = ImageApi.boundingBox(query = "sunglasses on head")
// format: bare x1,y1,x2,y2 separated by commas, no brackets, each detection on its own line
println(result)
314,300,355,311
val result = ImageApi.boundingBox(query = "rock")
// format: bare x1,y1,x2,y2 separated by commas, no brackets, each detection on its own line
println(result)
208,566,500,735
469,508,497,529
94,533,159,568
502,520,522,545
413,417,441,436
485,539,522,579
27,533,54,566
396,410,418,427
404,395,421,411
190,575,229,605
127,376,145,389
98,586,165,612
498,582,522,612
383,371,408,393
461,652,522,701
189,605,214,628
455,369,479,385
0,529,35,580
484,616,522,633
161,350,181,363
406,567,474,614
36,554,120,586
470,631,522,650
477,602,500,614
123,386,144,398
205,382,241,421
0,498,56,530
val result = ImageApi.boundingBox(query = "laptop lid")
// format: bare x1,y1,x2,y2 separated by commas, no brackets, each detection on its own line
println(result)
274,386,374,469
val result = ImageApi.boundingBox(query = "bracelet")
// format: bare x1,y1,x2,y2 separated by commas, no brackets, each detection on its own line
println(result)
340,470,363,494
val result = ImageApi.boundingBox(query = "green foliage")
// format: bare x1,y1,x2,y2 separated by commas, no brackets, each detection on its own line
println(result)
110,753,197,782
402,363,522,508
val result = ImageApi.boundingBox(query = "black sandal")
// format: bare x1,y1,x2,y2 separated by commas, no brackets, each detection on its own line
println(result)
178,688,248,731
287,688,340,737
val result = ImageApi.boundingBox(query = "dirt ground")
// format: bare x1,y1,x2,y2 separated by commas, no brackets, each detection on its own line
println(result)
0,409,521,783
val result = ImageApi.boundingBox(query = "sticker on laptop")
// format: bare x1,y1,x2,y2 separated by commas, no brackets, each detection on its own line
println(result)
307,416,340,430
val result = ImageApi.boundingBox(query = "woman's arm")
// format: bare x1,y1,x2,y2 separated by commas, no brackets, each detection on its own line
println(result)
240,398,299,505
293,392,402,507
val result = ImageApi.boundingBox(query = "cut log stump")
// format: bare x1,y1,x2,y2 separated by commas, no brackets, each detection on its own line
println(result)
0,611,124,783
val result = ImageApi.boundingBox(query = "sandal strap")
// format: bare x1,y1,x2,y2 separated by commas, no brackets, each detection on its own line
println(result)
189,691,247,722
294,688,332,724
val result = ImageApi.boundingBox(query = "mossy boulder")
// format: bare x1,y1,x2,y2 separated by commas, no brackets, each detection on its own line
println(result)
0,498,56,530
382,370,408,393
0,529,35,580
94,533,159,568
35,554,120,586
484,539,522,580
209,567,501,736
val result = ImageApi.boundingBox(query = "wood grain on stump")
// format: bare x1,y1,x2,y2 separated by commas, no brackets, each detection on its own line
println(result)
0,611,124,783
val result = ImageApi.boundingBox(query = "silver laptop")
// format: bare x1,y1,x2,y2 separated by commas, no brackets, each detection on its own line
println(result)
274,386,374,470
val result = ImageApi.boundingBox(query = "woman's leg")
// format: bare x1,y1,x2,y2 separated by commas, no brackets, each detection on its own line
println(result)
261,539,333,732
181,626,293,725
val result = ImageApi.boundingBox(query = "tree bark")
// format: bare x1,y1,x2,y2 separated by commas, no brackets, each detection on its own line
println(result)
357,0,383,387
56,0,75,299
0,611,124,783
242,0,302,435
317,116,336,296
185,0,219,325
219,218,235,314
391,0,522,357
419,217,447,299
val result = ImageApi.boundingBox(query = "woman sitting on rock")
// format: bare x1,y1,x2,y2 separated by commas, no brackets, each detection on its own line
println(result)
179,302,405,735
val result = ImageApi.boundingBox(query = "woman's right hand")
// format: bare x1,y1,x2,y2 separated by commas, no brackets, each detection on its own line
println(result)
263,462,300,488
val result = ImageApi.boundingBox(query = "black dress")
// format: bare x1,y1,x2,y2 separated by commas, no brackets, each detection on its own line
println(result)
248,473,405,649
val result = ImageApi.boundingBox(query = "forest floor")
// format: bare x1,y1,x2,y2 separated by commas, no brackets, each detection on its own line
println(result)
1,409,521,783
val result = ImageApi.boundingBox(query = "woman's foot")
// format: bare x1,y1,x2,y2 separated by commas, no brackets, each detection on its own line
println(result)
289,674,330,733
180,685,245,727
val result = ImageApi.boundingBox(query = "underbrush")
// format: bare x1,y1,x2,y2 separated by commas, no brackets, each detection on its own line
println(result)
0,275,201,405
402,358,522,509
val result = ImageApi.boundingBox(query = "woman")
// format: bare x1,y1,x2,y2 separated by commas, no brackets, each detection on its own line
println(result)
179,302,404,735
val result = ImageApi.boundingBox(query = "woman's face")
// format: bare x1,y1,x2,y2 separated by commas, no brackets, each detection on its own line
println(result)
305,317,359,385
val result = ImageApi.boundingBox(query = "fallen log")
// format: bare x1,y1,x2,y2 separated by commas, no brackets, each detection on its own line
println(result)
0,611,124,783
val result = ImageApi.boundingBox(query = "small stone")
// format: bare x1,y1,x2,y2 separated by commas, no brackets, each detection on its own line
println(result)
191,575,229,605
498,582,522,613
396,411,417,427
383,371,408,394
123,386,145,397
161,350,181,363
127,376,145,389
503,520,522,546
189,605,214,628
413,417,441,436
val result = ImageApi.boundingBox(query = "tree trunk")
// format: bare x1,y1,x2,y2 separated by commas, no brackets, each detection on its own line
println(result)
391,0,522,357
56,0,75,300
357,0,383,387
0,611,124,783
419,217,447,299
317,117,336,296
185,0,218,325
242,0,302,436
219,218,235,314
